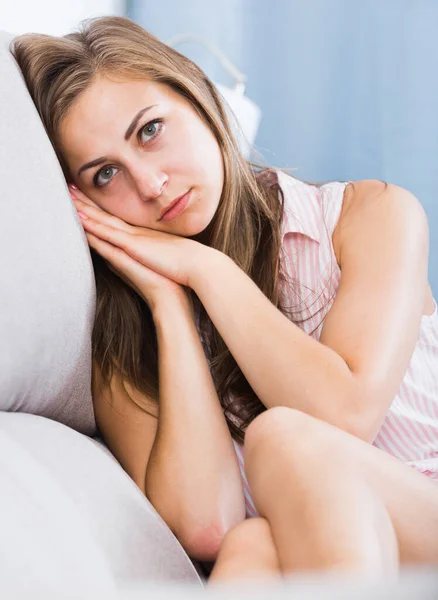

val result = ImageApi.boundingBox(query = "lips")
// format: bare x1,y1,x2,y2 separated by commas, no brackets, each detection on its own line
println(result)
159,192,189,221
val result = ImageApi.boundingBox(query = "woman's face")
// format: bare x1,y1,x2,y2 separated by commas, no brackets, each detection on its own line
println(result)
59,76,224,237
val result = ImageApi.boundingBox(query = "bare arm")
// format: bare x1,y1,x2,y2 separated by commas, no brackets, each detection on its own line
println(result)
71,188,246,561
70,187,245,559
146,291,245,559
188,181,429,442
93,290,245,562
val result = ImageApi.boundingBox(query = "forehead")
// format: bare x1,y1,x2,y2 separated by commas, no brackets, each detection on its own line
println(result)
79,76,176,111
58,77,181,162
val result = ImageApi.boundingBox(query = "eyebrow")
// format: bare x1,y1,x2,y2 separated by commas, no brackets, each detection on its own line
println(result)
77,104,157,178
124,105,156,141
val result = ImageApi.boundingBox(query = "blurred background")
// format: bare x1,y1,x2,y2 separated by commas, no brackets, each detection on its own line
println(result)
1,0,438,294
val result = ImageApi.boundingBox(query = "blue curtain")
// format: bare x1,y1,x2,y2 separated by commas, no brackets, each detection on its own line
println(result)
128,0,438,294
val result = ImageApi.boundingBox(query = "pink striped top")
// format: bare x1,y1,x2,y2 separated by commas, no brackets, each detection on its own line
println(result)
231,170,438,518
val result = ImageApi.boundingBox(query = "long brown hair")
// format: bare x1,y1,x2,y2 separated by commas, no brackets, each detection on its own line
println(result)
12,16,317,442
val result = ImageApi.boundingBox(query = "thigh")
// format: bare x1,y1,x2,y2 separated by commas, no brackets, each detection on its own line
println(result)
244,408,438,565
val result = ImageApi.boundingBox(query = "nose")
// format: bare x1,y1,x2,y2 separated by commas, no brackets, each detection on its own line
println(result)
131,163,168,202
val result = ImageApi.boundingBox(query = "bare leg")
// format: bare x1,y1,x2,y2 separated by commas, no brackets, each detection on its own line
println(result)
244,408,438,575
209,408,438,582
209,517,281,583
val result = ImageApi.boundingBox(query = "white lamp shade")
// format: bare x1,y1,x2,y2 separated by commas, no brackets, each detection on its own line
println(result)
214,82,262,158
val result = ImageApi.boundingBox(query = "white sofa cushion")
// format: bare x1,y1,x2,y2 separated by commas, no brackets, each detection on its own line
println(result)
0,412,201,593
0,30,96,435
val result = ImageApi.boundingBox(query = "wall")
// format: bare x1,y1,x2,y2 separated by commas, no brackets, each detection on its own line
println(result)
129,0,438,295
0,0,126,35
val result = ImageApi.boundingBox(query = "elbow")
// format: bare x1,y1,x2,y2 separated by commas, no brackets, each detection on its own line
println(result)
338,390,385,444
144,470,246,560
340,413,379,444
145,489,245,561
177,520,237,561
328,373,387,443
175,503,246,561
144,495,231,560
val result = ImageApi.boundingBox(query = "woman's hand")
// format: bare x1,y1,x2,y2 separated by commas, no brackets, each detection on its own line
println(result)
69,186,211,289
69,186,192,313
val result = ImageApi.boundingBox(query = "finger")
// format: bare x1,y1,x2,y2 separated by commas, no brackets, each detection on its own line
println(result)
85,231,147,293
74,199,134,234
68,185,100,208
69,186,133,234
85,229,125,260
80,216,133,251
85,230,140,273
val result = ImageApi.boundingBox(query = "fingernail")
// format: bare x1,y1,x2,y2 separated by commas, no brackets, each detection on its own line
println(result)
77,211,88,220
70,184,78,190
70,192,77,200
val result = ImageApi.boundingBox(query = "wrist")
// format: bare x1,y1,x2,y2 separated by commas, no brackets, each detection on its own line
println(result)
188,246,229,293
151,288,194,327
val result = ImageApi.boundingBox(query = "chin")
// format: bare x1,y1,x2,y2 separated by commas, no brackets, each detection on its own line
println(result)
178,211,215,240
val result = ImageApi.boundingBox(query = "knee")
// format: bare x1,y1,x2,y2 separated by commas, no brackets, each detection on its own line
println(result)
211,518,281,581
219,517,274,559
245,407,318,453
244,407,345,468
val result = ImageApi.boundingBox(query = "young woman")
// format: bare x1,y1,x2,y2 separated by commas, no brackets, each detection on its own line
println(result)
12,15,438,581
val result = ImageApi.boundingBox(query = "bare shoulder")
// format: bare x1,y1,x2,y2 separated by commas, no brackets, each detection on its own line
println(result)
332,179,428,266
332,179,433,315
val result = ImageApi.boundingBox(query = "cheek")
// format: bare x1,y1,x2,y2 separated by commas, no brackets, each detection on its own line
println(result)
171,119,223,179
94,185,137,221
183,134,223,184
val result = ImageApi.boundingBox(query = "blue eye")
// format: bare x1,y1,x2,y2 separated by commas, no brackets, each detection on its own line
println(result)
94,165,117,188
139,119,163,144
92,119,163,189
